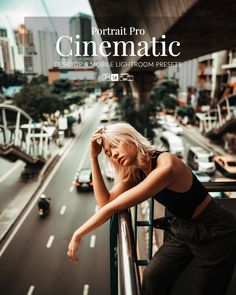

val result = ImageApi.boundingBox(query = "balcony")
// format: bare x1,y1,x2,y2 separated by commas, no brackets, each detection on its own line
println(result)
111,182,236,295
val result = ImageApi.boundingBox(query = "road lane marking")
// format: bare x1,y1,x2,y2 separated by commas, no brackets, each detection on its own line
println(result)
60,206,66,215
95,205,99,213
0,161,23,183
77,143,90,171
0,104,97,258
69,142,90,191
46,235,54,248
90,235,96,248
27,285,35,295
69,186,74,192
83,284,89,295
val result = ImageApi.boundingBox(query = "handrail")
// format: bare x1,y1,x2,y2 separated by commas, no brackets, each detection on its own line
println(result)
118,210,141,295
111,181,236,294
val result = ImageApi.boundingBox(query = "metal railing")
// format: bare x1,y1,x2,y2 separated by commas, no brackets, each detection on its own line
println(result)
110,211,141,295
110,181,236,295
0,104,56,160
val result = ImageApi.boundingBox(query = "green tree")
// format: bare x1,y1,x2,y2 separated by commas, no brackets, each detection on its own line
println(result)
14,85,65,121
0,68,27,91
152,80,178,111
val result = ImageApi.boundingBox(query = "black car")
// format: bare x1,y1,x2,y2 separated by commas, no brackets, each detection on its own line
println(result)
75,168,93,191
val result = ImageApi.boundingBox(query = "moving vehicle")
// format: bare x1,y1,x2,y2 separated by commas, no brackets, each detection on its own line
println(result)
163,121,183,135
159,131,184,158
187,146,215,175
192,170,212,182
214,155,236,178
38,194,50,217
75,168,93,191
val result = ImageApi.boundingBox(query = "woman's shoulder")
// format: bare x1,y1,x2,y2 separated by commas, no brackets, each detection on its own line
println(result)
154,152,186,174
156,151,177,165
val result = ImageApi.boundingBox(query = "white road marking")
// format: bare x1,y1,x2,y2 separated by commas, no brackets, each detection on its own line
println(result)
90,235,96,248
60,206,66,215
46,235,54,248
27,285,35,295
77,144,90,171
69,186,74,192
95,205,99,213
0,105,95,258
83,284,89,295
0,161,23,183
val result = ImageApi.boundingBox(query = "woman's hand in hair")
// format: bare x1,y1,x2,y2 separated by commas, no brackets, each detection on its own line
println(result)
90,128,103,158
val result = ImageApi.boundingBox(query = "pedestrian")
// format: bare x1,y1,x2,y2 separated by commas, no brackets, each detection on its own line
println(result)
67,122,236,295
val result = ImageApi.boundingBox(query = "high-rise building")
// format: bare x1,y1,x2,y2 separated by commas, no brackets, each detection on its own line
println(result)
70,13,93,63
0,28,12,73
222,49,236,96
33,29,59,76
14,24,36,74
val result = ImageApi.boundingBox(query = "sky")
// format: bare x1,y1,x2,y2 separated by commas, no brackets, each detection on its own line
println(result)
0,0,93,28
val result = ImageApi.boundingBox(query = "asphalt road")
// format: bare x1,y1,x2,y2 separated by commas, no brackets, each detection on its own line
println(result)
0,102,111,295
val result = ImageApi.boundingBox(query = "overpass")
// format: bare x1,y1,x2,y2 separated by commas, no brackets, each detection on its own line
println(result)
0,104,56,180
90,0,236,106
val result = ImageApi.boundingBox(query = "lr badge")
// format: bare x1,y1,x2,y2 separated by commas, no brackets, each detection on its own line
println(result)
111,74,119,81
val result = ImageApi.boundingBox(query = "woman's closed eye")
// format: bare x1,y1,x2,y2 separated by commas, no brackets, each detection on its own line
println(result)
105,149,111,157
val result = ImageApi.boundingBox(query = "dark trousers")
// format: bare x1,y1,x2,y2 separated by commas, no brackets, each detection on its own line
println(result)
141,200,236,295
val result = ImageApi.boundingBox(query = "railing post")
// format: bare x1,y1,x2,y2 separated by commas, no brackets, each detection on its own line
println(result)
110,213,118,295
148,197,154,260
14,111,21,146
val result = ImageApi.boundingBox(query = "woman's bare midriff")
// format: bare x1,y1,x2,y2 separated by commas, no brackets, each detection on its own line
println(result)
191,194,213,220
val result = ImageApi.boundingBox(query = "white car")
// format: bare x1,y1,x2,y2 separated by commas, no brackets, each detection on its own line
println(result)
163,121,183,135
192,170,212,182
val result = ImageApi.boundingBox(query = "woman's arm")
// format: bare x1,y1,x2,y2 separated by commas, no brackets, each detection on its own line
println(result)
90,129,111,207
67,154,175,262
90,129,137,207
91,156,110,207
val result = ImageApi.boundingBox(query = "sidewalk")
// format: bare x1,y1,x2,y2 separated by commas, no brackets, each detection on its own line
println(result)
0,106,91,243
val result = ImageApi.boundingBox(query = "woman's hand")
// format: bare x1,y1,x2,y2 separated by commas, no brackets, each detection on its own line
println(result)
67,233,81,263
90,128,103,158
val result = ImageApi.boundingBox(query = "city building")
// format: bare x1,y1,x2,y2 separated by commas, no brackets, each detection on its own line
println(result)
13,24,36,75
163,51,228,109
33,29,60,76
197,51,227,107
165,59,198,106
222,48,236,96
0,27,13,73
69,13,93,64
48,67,97,85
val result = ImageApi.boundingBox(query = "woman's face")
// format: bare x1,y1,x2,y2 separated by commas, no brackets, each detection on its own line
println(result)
103,138,138,167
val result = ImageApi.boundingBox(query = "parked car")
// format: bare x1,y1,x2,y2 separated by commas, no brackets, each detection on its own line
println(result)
75,168,93,191
214,155,236,178
159,131,184,158
192,170,212,182
187,146,215,175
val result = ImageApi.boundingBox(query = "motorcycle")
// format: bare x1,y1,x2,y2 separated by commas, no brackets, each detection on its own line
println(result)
38,194,51,218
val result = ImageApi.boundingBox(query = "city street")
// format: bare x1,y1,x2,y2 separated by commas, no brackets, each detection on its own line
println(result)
0,102,111,295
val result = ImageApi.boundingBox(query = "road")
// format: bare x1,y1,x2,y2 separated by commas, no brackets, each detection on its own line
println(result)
0,102,111,295
154,127,226,180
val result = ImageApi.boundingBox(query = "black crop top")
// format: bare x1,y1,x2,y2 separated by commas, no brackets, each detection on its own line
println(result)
148,151,208,220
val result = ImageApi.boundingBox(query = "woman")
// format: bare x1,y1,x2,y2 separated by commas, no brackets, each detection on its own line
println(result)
67,122,236,295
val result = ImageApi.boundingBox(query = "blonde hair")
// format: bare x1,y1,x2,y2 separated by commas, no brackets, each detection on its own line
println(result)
102,122,157,183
